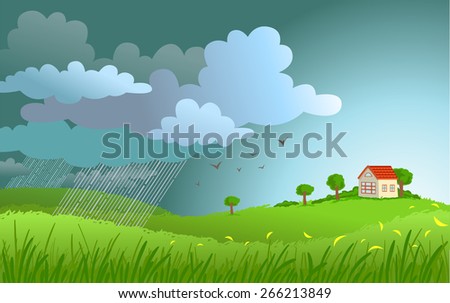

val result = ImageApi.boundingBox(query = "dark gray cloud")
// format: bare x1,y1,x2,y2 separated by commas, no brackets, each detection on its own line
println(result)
0,158,31,187
0,158,30,177
93,43,205,84
0,11,95,79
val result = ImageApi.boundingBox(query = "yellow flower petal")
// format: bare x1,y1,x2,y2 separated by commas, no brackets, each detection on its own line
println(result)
244,241,250,246
333,235,346,247
303,232,313,239
412,244,418,248
266,231,273,240
378,221,384,232
409,205,415,209
225,236,234,241
360,239,366,243
424,230,431,238
392,229,401,236
170,240,176,245
196,243,204,247
431,203,440,209
368,245,383,252
434,216,448,227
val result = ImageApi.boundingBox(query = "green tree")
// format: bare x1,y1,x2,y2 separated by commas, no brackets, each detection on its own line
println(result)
224,196,240,215
393,168,413,197
326,174,345,200
296,184,314,206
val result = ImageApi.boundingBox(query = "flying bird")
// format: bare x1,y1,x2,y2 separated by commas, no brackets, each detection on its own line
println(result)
258,165,265,169
210,161,222,170
278,138,288,147
236,167,242,172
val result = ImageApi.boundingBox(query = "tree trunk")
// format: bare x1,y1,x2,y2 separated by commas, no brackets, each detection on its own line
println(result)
399,181,404,197
230,204,234,215
303,192,307,206
335,187,340,200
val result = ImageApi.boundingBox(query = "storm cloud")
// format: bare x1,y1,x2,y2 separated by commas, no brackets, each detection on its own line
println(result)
0,11,95,79
93,43,205,84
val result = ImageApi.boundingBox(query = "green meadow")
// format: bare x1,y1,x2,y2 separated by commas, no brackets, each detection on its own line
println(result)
0,188,448,282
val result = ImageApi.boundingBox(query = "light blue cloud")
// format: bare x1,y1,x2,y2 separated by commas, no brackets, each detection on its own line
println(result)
151,99,253,146
183,26,342,126
0,61,152,103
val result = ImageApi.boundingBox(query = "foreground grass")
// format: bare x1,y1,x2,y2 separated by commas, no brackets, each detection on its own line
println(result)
0,212,448,282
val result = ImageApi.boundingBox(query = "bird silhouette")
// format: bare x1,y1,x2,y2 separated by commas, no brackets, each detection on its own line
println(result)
195,181,200,187
258,165,265,169
278,138,287,146
210,161,222,170
237,167,242,172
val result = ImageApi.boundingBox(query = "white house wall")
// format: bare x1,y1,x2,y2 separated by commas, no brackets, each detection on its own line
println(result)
377,179,398,198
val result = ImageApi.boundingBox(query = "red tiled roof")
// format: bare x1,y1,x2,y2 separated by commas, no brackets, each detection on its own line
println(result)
358,165,397,180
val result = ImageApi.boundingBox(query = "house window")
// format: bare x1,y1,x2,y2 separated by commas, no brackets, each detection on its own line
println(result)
361,182,376,194
365,172,372,177
390,185,395,192
382,184,387,192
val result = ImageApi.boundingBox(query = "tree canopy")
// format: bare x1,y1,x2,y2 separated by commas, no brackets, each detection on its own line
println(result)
326,174,345,191
296,184,314,196
224,196,240,206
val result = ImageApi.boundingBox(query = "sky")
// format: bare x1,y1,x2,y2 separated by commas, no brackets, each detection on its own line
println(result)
0,0,448,215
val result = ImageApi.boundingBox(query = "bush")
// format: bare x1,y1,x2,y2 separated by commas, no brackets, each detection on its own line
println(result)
274,200,299,207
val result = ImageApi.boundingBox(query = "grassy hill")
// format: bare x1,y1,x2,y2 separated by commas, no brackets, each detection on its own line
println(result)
0,188,168,216
144,197,449,243
0,188,448,282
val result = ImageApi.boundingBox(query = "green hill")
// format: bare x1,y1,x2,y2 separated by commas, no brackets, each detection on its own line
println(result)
144,197,449,243
0,188,448,282
0,188,168,216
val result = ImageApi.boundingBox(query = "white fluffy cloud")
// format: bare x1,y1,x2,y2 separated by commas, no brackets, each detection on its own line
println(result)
183,26,342,126
150,99,253,146
0,61,152,103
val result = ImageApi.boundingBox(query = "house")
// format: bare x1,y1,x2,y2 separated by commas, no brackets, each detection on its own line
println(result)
358,165,398,198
